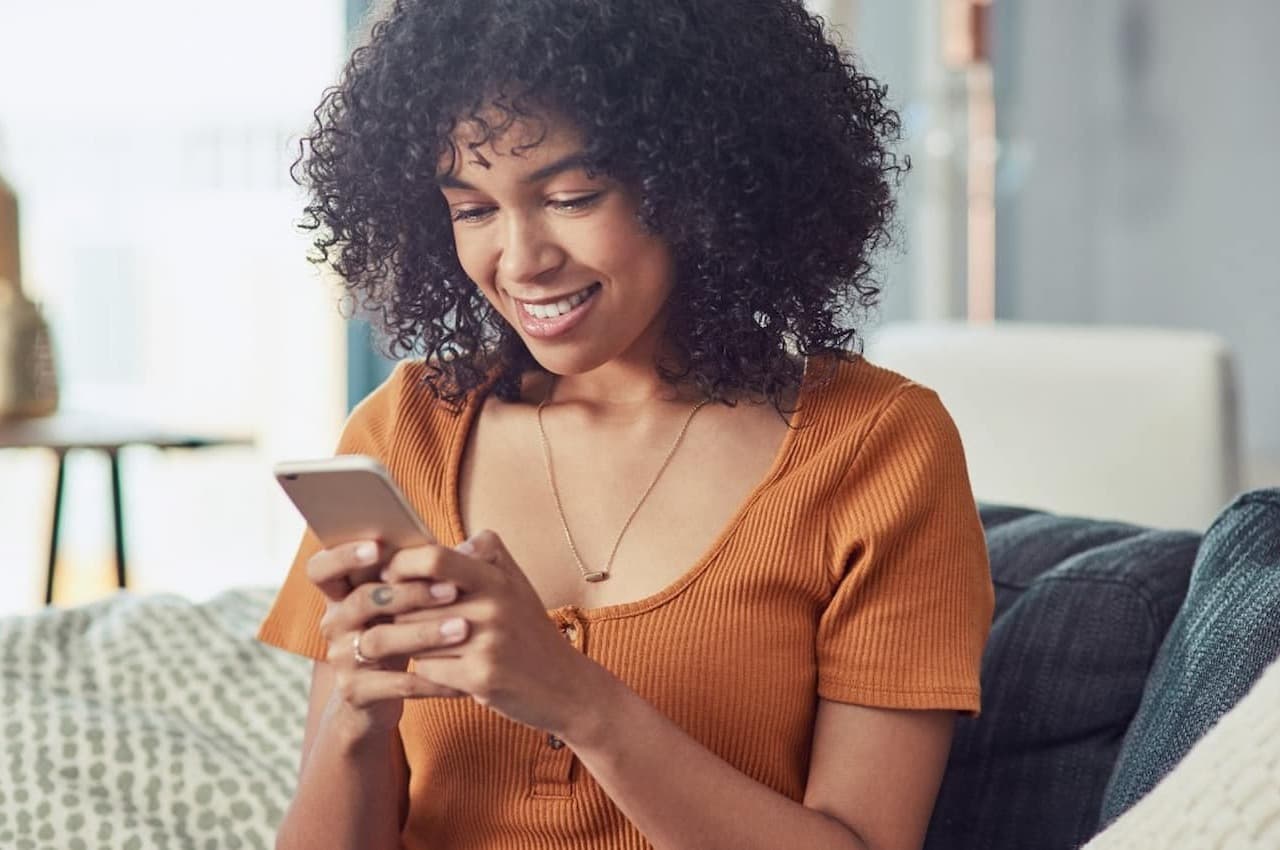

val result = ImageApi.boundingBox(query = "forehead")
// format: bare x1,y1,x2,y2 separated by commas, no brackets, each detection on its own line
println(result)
438,110,585,178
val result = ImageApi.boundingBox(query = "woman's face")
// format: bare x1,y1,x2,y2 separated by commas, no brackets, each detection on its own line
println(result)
437,115,676,378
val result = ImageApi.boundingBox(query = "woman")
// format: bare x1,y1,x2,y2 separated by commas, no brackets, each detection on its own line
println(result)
259,1,994,848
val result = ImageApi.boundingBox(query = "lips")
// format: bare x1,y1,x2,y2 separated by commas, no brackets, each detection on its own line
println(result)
516,282,600,319
511,282,601,340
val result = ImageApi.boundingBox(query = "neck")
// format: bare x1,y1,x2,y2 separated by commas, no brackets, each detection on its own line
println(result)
525,354,700,414
549,377,688,407
538,381,699,433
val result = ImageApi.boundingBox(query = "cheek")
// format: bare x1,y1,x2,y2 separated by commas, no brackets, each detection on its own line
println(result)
590,220,673,287
629,239,676,301
451,231,494,290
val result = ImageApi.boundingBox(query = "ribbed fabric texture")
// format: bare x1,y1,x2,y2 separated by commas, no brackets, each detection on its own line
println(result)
257,354,993,850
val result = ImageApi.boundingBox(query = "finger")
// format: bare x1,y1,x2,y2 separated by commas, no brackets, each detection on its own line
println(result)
460,529,535,594
394,592,493,625
306,540,386,601
377,577,460,608
409,655,479,695
457,529,511,567
335,669,466,707
318,580,458,642
382,543,493,591
351,616,471,665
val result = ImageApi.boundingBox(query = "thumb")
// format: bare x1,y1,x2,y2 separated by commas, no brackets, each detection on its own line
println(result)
458,529,516,572
458,532,501,563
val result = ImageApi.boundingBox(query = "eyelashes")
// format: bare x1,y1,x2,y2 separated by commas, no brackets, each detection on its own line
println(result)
451,206,495,223
549,191,603,212
449,191,605,224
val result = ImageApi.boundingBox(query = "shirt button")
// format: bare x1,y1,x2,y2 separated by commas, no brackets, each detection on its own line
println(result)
547,734,565,750
562,624,578,641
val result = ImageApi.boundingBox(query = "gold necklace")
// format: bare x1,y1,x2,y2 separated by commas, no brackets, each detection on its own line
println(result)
536,383,709,582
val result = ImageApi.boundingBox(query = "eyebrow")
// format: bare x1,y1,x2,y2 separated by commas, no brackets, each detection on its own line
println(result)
435,152,594,190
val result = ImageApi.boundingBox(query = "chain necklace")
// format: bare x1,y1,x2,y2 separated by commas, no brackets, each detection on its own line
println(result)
536,382,709,582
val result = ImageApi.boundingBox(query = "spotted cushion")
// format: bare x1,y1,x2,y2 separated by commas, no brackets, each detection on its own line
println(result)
0,588,309,850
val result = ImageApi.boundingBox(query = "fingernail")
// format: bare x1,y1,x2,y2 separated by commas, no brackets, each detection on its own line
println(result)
430,582,456,601
439,618,467,640
455,539,476,555
356,542,377,563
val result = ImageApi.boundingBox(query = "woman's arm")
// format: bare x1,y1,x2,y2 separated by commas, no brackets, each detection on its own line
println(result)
274,541,470,850
275,662,410,850
565,679,954,850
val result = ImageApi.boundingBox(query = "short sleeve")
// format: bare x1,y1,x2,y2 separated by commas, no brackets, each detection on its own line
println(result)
255,362,413,661
818,385,994,714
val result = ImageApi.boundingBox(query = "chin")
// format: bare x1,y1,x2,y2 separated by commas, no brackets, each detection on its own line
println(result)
522,347,609,377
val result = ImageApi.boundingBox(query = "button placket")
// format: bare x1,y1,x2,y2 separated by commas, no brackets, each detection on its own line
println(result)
532,734,575,798
532,610,586,798
556,608,586,651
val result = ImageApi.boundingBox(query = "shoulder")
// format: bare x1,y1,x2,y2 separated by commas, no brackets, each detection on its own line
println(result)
811,352,916,401
802,353,958,457
818,355,986,581
338,359,484,458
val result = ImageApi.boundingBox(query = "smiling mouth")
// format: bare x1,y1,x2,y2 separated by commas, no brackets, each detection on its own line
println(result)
516,283,601,319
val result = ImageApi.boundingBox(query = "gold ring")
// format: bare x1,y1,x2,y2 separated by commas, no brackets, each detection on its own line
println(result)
352,630,375,667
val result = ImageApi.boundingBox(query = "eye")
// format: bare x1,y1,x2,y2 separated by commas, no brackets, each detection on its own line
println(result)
549,192,603,213
450,205,496,223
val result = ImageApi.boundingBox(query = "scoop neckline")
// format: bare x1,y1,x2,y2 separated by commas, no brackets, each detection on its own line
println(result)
443,364,813,622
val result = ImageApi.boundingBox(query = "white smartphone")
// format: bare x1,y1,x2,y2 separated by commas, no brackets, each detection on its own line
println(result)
273,455,437,551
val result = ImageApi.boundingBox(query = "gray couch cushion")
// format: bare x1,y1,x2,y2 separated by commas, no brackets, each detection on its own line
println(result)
925,506,1200,850
1098,488,1280,828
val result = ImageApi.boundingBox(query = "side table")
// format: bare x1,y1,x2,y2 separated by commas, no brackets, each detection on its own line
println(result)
0,413,254,604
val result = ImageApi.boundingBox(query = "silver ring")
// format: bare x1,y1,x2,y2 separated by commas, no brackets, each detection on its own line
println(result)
352,630,375,667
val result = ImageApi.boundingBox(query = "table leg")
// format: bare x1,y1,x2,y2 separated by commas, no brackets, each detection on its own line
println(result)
45,451,67,605
109,449,127,590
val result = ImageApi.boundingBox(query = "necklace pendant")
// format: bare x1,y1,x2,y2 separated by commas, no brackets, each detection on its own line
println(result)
540,384,708,587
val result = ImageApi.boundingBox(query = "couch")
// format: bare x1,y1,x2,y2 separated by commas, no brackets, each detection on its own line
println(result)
2,490,1277,848
866,320,1242,531
926,487,1280,849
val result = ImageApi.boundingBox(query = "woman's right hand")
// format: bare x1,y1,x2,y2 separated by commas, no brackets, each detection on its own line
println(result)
306,540,469,737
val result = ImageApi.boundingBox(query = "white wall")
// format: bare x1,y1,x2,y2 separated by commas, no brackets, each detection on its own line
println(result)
995,0,1280,482
0,1,351,615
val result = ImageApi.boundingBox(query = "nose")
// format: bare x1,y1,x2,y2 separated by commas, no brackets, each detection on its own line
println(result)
496,212,564,285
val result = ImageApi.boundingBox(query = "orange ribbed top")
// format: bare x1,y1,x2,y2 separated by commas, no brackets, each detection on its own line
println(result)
258,354,994,850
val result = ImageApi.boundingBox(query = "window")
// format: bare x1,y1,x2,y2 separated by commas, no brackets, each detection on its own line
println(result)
0,1,350,613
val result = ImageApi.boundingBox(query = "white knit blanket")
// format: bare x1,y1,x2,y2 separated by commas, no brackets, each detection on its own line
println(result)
0,588,309,849
1085,652,1280,849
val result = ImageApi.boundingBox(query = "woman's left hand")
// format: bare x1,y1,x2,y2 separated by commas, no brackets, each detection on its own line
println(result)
381,530,614,738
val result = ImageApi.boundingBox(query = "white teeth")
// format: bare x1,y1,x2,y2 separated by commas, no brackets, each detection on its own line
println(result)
520,284,596,319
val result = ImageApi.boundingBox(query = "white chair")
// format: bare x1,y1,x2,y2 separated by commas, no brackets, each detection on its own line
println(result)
864,321,1242,530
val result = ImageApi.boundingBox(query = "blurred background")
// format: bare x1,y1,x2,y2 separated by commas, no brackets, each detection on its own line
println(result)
0,0,1276,616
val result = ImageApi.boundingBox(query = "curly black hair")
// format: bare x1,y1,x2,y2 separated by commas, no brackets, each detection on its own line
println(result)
295,0,907,409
